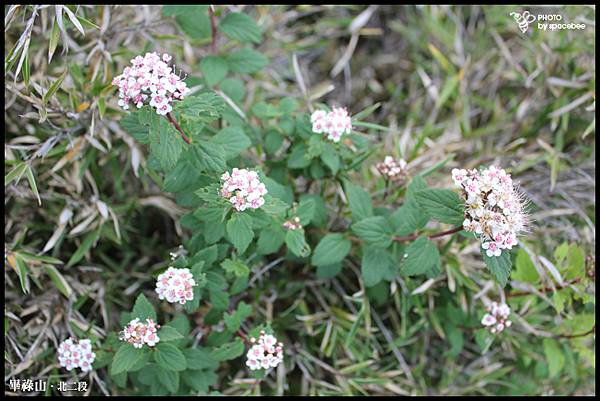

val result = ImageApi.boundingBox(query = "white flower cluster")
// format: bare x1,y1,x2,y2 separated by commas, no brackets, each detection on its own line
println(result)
310,107,352,142
452,166,528,257
155,267,196,305
481,302,512,334
112,52,190,115
246,331,284,371
57,338,96,373
376,156,408,181
119,318,161,348
220,168,268,212
283,217,301,230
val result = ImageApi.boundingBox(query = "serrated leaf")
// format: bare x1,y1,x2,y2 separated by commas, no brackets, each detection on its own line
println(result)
221,258,249,278
156,366,179,393
351,216,393,248
227,48,268,74
391,204,429,235
210,338,245,361
182,369,218,393
111,344,147,375
311,233,351,267
158,326,184,342
482,248,512,287
210,126,251,159
223,301,252,332
154,343,187,371
361,246,394,287
543,338,565,378
345,181,373,221
173,6,211,39
185,348,219,370
296,198,316,225
189,140,227,173
132,293,157,321
176,92,225,122
400,237,440,277
200,56,229,86
219,12,262,43
226,213,254,254
285,228,311,257
150,123,184,172
414,188,464,225
256,226,285,255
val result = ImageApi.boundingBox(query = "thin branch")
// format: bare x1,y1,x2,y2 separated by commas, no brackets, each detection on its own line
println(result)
166,112,191,144
209,5,218,54
507,278,581,297
556,325,595,339
393,226,463,243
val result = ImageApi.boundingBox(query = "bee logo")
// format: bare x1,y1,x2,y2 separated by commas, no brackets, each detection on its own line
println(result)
510,11,536,33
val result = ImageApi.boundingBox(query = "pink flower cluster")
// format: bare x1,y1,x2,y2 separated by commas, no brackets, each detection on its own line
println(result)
310,107,352,142
219,168,268,212
452,166,528,257
119,318,160,349
57,338,96,373
481,301,512,334
112,52,190,116
245,331,284,371
376,156,408,182
283,217,301,230
155,267,196,305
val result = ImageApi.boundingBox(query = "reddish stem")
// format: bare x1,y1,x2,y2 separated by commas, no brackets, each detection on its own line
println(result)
166,112,191,144
209,6,218,53
238,329,250,344
393,226,463,243
556,325,595,339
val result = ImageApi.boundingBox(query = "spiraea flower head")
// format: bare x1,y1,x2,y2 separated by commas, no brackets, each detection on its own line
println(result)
155,267,196,305
481,301,512,334
310,106,352,143
452,166,528,257
245,330,284,371
376,156,408,182
57,338,96,373
112,52,190,115
119,318,161,349
219,168,268,212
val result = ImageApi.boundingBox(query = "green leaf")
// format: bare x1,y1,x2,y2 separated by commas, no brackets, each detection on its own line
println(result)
221,258,250,278
224,301,252,332
48,20,60,62
132,293,157,321
120,111,151,144
13,254,30,294
287,144,311,169
44,265,72,298
176,92,224,122
391,204,429,235
189,140,227,173
285,228,311,257
210,126,251,159
226,213,254,254
5,162,28,186
111,344,146,375
227,48,268,74
316,263,343,279
185,348,219,370
512,248,539,283
361,246,393,287
210,338,245,361
200,56,229,86
400,237,440,277
345,182,373,221
543,338,565,378
482,248,512,287
43,69,68,104
219,12,262,43
262,196,289,217
257,227,285,255
565,244,585,280
156,366,179,394
150,123,184,172
351,216,394,248
320,146,340,174
414,188,464,225
296,198,316,225
158,326,184,342
66,229,99,267
173,6,211,39
154,342,188,371
182,369,218,393
311,233,351,267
